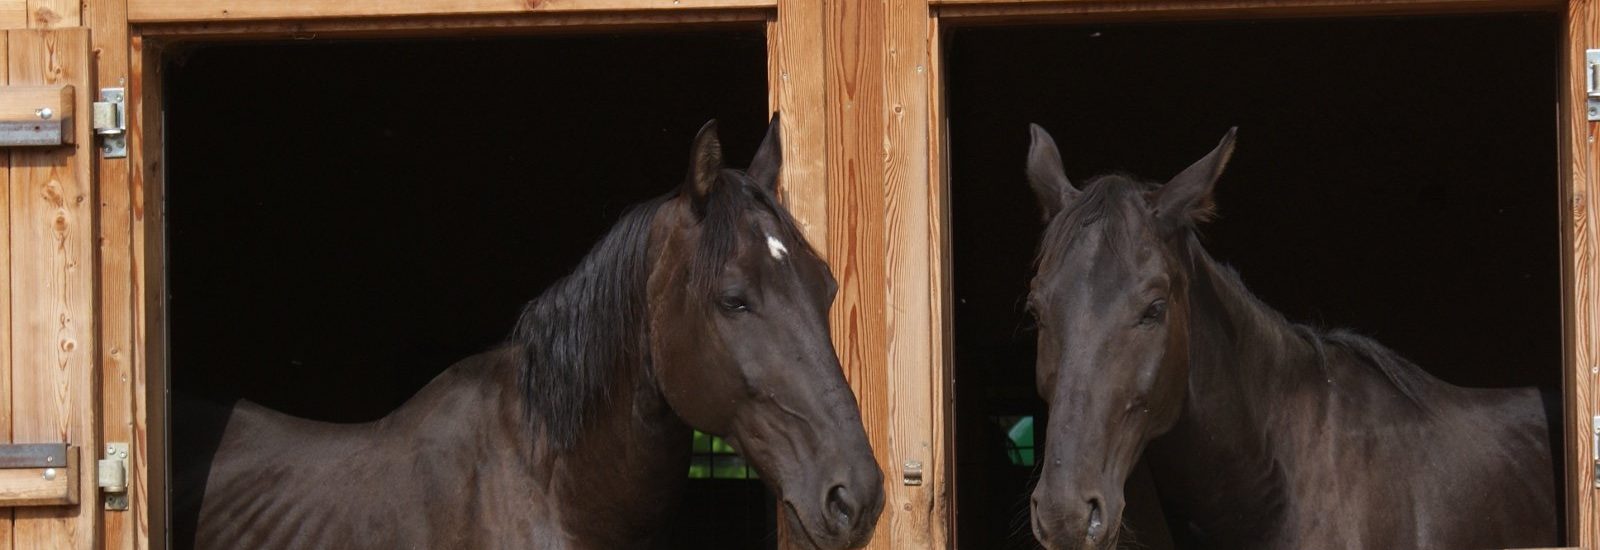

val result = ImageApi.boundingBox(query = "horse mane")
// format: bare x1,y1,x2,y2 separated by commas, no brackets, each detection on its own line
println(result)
1047,173,1436,411
507,171,806,450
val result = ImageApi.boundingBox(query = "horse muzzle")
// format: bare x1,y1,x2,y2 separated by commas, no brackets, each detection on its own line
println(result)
1030,486,1124,550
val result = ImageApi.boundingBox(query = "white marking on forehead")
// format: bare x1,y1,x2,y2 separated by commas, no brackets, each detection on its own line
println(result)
765,234,790,261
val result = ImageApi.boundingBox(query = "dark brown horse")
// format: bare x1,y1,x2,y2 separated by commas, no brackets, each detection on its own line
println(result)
175,116,884,549
1021,125,1558,550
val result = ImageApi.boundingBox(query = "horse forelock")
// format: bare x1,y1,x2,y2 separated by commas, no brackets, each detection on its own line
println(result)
1036,174,1160,274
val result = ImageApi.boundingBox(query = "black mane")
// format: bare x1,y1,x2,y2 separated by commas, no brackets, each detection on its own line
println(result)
508,173,807,450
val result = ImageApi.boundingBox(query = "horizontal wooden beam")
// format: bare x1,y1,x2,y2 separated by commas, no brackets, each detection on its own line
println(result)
934,0,1560,22
0,446,76,507
128,0,775,24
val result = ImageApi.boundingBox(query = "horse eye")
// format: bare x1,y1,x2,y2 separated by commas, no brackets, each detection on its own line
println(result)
718,296,751,313
1139,299,1168,325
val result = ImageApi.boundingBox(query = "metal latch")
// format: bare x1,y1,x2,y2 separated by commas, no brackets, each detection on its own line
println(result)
98,442,127,511
92,88,125,159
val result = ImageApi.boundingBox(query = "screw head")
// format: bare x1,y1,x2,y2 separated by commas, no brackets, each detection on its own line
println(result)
35,107,51,120
42,468,56,481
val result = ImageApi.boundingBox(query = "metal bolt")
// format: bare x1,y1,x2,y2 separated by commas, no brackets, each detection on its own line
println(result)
118,450,127,459
45,456,52,464
915,65,924,74
107,445,115,454
42,468,56,481
35,107,51,120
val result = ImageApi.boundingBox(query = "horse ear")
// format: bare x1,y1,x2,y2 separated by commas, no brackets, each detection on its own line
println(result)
685,119,724,210
1027,123,1081,222
747,113,782,194
1154,127,1237,231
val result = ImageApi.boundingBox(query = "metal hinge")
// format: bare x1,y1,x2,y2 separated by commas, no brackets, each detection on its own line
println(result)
97,442,127,511
92,88,125,159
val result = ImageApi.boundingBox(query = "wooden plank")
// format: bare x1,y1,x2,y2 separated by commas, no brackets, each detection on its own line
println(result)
128,31,165,550
0,85,68,123
127,0,773,23
1567,0,1599,544
933,0,1558,23
927,12,956,547
90,0,139,545
882,0,947,548
24,0,76,27
768,0,827,254
824,0,892,548
132,10,767,39
0,1,24,29
0,447,75,507
8,27,97,550
0,29,13,550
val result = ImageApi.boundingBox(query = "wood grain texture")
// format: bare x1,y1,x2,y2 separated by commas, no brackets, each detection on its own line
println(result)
7,27,97,550
90,0,139,545
1567,0,1599,544
933,0,1556,23
927,14,956,547
0,447,76,507
127,32,164,550
0,1,25,29
882,0,946,547
24,0,75,28
768,0,827,254
127,0,773,23
132,10,767,39
825,0,892,547
0,85,69,122
0,29,12,550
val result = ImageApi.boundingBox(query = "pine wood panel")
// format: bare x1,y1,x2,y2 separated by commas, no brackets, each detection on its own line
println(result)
128,32,165,550
0,447,76,507
0,2,24,29
0,29,14,550
7,27,96,550
882,0,947,547
90,0,140,545
1567,0,1600,544
767,0,827,253
825,0,893,547
24,0,75,27
0,85,70,122
127,0,773,23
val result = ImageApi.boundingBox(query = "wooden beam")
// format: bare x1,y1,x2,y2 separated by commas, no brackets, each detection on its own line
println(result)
0,447,76,507
0,29,13,550
24,0,76,27
130,10,767,40
8,27,97,550
934,0,1559,23
0,85,69,122
883,0,948,548
128,31,166,550
1566,0,1600,544
768,0,827,254
90,0,140,545
127,0,774,24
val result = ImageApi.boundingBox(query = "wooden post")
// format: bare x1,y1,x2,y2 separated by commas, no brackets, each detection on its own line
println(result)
1565,0,1600,543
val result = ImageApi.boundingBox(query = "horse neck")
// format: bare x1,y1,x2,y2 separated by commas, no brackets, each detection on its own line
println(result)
513,199,693,546
1144,233,1320,540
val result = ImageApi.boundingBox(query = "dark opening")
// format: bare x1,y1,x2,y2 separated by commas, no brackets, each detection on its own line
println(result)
946,14,1563,548
164,32,776,549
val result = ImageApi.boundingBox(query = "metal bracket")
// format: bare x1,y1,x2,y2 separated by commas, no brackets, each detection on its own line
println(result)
902,460,923,486
98,442,127,511
92,88,125,159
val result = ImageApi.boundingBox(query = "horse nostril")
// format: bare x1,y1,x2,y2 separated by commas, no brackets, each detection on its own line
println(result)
826,485,855,530
1085,498,1105,541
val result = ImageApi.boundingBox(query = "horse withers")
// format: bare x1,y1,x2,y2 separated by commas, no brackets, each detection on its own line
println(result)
1021,125,1557,550
177,116,883,549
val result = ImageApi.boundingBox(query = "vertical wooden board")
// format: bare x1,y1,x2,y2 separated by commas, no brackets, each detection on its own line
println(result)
927,13,954,547
769,0,828,255
825,0,892,547
882,0,944,548
129,32,166,550
0,30,14,550
8,27,97,550
1567,0,1600,544
91,0,139,546
0,1,25,30
23,0,76,28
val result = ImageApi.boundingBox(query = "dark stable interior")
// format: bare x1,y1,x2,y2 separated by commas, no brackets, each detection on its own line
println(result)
946,14,1563,549
164,32,775,548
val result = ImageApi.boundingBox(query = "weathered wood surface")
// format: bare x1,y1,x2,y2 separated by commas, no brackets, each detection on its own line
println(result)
1567,0,1600,544
768,0,827,253
129,32,166,550
0,447,77,507
128,0,775,23
7,27,97,550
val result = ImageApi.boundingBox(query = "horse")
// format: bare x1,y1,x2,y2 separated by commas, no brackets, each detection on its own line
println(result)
1019,124,1558,550
173,115,885,549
